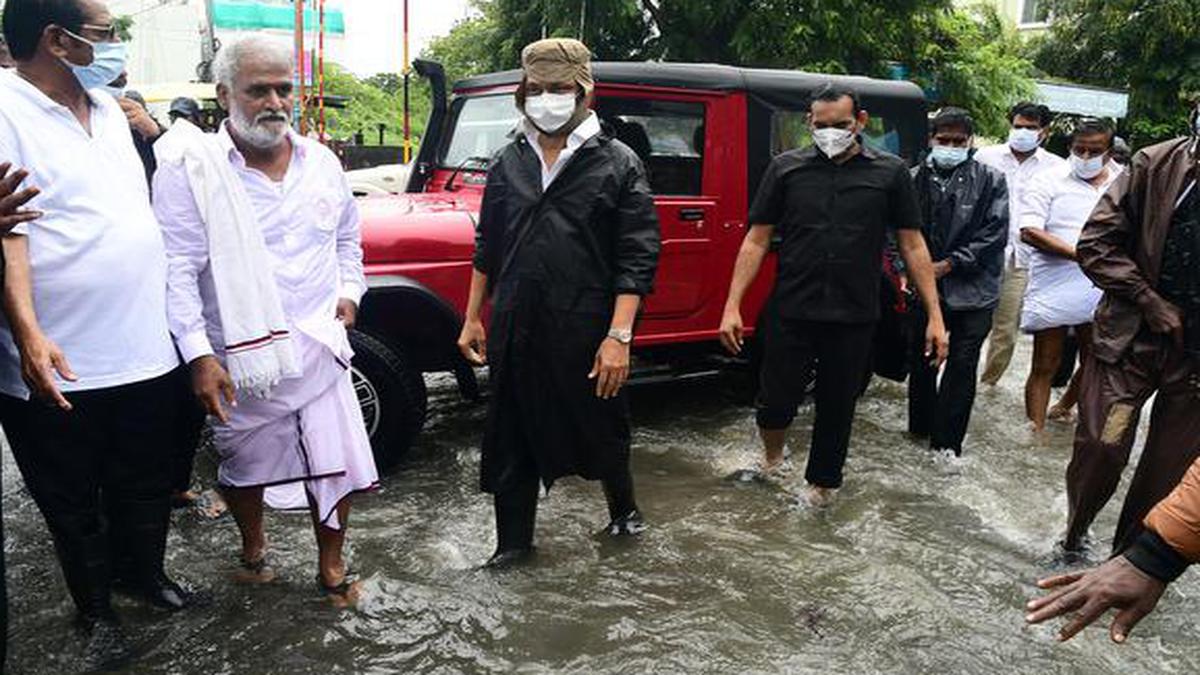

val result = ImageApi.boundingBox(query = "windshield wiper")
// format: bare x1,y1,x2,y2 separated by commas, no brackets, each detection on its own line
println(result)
444,156,491,192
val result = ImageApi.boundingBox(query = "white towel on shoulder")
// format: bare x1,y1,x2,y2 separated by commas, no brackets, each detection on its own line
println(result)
155,120,299,398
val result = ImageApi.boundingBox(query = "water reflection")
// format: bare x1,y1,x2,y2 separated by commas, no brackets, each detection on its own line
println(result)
4,344,1199,674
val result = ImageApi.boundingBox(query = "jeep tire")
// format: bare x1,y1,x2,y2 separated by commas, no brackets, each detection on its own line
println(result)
349,330,428,472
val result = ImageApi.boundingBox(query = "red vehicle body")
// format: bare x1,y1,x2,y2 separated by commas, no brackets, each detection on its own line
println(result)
349,61,927,469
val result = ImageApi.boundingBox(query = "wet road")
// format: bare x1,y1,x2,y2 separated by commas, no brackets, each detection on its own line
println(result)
4,342,1199,674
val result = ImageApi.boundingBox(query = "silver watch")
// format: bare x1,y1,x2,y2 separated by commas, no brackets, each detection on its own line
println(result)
606,328,634,344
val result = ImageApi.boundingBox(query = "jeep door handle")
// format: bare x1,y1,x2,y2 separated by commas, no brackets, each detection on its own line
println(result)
678,208,706,221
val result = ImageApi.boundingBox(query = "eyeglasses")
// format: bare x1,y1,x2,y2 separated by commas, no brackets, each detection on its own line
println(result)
77,23,118,42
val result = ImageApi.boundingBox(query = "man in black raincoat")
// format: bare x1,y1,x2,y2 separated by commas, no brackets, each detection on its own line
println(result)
906,107,1007,456
456,38,661,567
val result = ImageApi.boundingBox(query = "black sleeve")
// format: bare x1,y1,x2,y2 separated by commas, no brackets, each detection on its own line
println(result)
1124,529,1192,583
946,170,1009,274
747,158,785,225
473,156,507,275
612,155,661,296
889,162,922,231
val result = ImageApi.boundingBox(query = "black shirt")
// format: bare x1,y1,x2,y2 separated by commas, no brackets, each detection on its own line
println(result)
748,143,921,322
1158,181,1199,358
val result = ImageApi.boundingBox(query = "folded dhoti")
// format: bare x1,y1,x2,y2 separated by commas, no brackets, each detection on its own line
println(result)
213,331,378,529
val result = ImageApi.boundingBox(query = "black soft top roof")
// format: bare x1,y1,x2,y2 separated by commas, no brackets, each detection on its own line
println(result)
455,61,925,107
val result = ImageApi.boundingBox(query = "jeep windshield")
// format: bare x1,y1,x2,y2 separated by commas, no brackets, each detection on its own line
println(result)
440,94,522,168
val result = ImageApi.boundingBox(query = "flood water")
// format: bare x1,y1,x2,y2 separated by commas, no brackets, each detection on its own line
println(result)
4,342,1200,674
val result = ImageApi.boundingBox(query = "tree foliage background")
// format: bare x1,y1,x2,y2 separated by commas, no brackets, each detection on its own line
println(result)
1029,0,1200,146
425,0,1036,138
316,66,430,145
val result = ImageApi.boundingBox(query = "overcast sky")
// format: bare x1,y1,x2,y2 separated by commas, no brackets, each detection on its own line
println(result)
330,0,474,74
412,0,475,56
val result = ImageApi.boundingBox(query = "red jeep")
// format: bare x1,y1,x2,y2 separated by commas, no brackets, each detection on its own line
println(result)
350,61,927,470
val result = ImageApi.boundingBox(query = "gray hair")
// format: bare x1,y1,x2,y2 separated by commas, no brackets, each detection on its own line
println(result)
212,36,293,89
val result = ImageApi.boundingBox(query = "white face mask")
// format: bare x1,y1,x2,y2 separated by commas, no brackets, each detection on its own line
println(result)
812,127,856,158
524,92,578,134
1070,152,1107,180
1008,127,1040,153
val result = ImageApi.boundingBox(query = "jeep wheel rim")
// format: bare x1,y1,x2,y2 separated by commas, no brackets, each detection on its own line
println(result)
351,366,381,438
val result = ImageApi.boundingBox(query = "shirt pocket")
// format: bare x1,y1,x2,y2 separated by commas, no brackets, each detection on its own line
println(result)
308,190,342,235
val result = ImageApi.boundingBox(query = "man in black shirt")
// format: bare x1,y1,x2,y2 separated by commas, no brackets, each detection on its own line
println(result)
720,83,948,506
907,107,1008,456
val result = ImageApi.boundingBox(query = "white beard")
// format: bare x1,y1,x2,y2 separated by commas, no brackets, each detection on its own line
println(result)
229,104,290,149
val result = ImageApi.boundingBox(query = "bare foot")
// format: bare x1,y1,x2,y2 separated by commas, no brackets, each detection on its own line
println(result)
801,484,837,508
760,457,793,480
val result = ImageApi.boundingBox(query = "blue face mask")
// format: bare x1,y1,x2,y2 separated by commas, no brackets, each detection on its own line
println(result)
929,145,970,169
1008,127,1040,153
60,29,127,92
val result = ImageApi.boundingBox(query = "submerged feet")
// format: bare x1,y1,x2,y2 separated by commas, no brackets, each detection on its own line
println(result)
317,566,363,609
77,612,136,672
484,547,536,569
116,570,207,611
603,509,648,537
232,552,276,584
798,484,837,509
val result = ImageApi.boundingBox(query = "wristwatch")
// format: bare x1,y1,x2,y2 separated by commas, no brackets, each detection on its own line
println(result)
606,328,634,345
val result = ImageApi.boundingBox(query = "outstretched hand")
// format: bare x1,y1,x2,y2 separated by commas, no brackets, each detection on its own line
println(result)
1026,555,1166,643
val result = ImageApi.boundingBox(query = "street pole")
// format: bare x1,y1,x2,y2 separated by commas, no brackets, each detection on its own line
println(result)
318,0,326,142
200,0,216,82
294,0,307,135
403,0,411,163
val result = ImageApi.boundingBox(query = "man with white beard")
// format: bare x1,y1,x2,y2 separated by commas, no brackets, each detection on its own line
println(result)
152,36,377,605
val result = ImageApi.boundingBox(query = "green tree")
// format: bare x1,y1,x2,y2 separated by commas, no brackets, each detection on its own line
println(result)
1030,0,1200,145
909,4,1036,137
317,63,429,147
421,0,1036,139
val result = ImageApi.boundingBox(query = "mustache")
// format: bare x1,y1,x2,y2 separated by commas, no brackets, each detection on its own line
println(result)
254,110,290,125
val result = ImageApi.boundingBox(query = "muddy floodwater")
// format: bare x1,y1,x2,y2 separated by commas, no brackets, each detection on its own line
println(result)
4,342,1200,674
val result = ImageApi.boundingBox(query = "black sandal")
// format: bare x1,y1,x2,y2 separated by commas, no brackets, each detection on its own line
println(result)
232,553,275,583
316,568,357,596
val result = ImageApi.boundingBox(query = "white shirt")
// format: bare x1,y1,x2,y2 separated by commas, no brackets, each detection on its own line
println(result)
152,123,367,366
975,144,1068,269
1019,163,1123,331
0,70,180,398
520,112,602,190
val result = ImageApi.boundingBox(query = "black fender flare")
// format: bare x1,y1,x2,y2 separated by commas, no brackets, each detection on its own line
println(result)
356,274,479,400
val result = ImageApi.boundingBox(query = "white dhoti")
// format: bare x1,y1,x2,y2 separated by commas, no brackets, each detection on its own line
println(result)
213,328,378,530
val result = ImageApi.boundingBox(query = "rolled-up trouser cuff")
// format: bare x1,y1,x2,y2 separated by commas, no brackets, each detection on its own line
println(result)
1124,530,1191,583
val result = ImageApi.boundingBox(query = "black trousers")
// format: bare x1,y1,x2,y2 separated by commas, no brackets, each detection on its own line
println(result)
491,421,639,553
907,306,994,454
755,317,876,489
0,368,191,613
171,383,205,495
